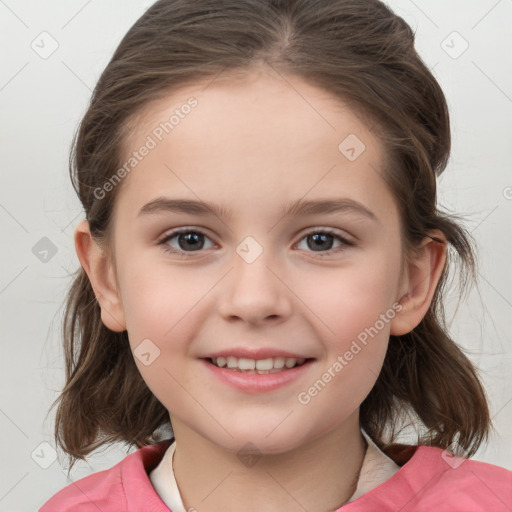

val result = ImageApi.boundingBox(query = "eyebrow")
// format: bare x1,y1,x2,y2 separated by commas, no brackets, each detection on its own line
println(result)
137,197,378,223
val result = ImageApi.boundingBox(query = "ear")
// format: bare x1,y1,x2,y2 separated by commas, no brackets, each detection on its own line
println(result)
74,220,127,332
390,230,447,336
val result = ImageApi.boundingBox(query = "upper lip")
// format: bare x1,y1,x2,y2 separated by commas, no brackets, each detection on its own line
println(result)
201,348,314,360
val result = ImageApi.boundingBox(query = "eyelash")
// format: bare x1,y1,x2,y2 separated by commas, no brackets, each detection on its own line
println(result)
157,227,354,258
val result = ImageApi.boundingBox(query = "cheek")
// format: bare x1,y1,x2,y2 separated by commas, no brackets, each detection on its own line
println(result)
289,250,400,413
119,258,204,339
295,266,394,427
294,252,401,346
117,259,213,387
118,263,204,406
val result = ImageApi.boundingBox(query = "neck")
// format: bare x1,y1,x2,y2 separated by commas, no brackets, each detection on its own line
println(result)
171,412,366,512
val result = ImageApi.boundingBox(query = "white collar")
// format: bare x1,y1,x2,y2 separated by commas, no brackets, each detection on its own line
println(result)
149,430,399,511
348,429,399,503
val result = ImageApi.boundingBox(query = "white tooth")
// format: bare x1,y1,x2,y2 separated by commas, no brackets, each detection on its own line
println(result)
256,358,273,370
227,356,238,368
285,358,297,368
238,358,256,370
273,357,285,369
215,356,306,372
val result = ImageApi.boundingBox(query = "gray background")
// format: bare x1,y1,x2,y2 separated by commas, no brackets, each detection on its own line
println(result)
0,0,511,510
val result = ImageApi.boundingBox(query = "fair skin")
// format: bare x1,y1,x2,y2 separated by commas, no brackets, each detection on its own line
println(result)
75,67,446,512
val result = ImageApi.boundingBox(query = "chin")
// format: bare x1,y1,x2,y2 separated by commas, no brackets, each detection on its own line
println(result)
206,422,309,457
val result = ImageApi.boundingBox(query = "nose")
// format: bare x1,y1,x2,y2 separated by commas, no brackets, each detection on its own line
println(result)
216,244,293,326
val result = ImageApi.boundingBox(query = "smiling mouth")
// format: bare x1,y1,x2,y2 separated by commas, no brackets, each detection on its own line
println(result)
206,356,312,374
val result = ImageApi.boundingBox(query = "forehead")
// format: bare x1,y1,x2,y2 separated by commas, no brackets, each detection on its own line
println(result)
114,68,397,224
126,68,376,151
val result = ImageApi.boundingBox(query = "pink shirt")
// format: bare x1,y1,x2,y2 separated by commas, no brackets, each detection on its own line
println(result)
39,439,512,511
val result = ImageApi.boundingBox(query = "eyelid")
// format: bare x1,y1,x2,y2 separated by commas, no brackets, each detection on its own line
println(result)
293,227,355,256
157,225,355,257
157,226,218,255
157,226,214,244
157,225,355,243
295,226,355,243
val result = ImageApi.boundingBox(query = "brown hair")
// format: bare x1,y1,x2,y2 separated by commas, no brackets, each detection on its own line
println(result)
50,0,491,470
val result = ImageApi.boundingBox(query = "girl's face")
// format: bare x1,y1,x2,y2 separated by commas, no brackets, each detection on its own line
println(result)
97,69,411,453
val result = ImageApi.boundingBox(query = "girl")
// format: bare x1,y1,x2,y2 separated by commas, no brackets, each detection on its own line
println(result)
40,0,511,511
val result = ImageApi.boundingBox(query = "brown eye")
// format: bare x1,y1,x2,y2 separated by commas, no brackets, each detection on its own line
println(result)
306,233,335,251
296,229,353,254
160,229,214,254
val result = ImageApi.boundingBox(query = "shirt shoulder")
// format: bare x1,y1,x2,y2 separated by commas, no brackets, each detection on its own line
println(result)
342,445,512,512
39,440,173,512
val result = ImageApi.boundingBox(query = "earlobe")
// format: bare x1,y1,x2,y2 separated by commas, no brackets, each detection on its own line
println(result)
390,231,447,336
74,220,127,332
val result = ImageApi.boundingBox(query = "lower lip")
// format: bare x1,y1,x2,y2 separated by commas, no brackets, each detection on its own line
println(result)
201,359,314,393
